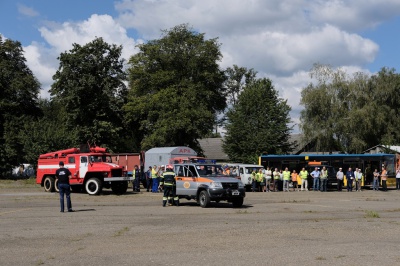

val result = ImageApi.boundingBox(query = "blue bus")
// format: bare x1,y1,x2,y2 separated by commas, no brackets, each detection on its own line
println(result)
259,153,399,188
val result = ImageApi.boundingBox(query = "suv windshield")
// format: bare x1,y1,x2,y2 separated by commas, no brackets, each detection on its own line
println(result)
196,165,226,176
175,164,234,177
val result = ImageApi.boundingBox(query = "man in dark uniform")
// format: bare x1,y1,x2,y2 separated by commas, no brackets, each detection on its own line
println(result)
132,165,140,192
159,165,179,207
346,167,355,192
55,161,73,212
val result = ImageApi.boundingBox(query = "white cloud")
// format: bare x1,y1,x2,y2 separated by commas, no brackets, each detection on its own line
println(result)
219,24,378,77
24,14,143,98
17,3,39,17
24,42,58,98
39,14,142,60
309,0,400,31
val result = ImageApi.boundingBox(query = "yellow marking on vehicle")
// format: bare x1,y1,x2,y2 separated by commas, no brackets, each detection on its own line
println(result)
175,177,213,183
183,182,190,188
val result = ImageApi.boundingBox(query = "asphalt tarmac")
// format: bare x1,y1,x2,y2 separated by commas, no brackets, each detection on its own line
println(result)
1,184,400,266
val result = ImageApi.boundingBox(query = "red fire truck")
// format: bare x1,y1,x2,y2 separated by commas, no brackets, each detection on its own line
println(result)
36,145,132,195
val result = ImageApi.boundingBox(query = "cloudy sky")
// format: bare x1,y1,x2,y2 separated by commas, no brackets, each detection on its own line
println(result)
1,0,400,132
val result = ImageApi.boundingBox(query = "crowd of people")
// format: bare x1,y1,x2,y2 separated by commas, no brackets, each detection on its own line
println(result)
250,166,400,192
130,164,400,196
131,164,167,193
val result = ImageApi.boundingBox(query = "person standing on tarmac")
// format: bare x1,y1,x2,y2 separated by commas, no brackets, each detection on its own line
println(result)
55,161,73,213
355,168,363,192
346,167,355,192
372,169,380,191
311,167,321,192
145,166,152,192
151,165,159,193
257,168,264,192
282,167,291,192
336,168,344,191
132,165,140,192
381,166,388,191
300,167,308,191
251,169,257,192
160,165,179,207
320,166,328,192
265,167,272,192
273,168,280,191
291,170,299,192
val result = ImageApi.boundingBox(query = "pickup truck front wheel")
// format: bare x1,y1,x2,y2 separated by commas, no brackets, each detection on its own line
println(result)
198,190,210,208
85,178,102,195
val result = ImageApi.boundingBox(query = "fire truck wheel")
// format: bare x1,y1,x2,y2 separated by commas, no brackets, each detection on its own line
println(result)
111,181,128,195
85,178,102,195
198,190,210,208
232,198,244,208
54,179,59,193
43,176,55,192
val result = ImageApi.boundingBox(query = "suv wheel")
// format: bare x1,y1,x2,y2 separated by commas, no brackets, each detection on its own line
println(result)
198,190,210,208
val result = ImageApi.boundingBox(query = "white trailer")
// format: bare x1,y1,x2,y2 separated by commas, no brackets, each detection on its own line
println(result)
144,147,197,170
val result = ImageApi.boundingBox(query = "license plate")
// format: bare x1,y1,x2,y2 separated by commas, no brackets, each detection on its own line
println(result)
232,190,240,195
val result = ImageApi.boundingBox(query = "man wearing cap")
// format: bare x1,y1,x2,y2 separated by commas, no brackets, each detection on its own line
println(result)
55,161,73,212
355,168,363,192
336,167,344,191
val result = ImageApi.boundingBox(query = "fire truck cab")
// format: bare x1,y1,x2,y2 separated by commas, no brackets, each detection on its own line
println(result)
36,146,132,195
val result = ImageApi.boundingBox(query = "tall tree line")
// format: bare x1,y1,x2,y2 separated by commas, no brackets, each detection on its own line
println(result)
0,25,296,176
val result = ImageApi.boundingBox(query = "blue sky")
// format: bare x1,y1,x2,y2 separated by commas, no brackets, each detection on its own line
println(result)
362,16,400,73
1,0,400,131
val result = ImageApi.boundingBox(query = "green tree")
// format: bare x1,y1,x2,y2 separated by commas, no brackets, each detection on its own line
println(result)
300,64,400,153
20,99,77,168
211,65,258,136
0,35,41,176
50,37,127,151
223,78,293,163
124,24,226,152
300,64,350,152
224,64,257,106
364,68,400,147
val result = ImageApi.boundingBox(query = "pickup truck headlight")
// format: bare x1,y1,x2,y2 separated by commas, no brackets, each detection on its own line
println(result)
238,182,244,188
209,182,223,188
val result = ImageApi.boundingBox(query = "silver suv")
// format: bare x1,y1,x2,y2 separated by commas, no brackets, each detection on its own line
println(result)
173,163,246,208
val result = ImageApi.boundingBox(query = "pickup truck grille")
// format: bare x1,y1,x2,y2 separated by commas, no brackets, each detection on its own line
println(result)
111,169,122,177
222,182,239,189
